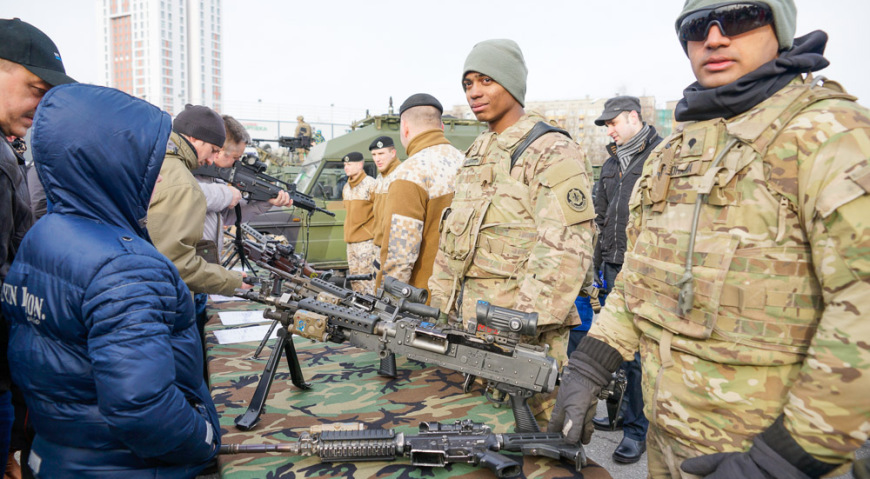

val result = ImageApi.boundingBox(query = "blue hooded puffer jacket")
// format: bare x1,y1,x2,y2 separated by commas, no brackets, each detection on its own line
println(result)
1,84,220,478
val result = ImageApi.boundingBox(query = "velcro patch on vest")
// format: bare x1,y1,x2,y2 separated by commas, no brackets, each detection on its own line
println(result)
551,180,595,226
566,188,588,212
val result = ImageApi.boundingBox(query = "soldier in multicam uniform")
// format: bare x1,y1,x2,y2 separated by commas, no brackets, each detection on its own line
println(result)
369,135,401,273
549,1,870,478
341,151,376,294
428,39,596,422
375,93,464,297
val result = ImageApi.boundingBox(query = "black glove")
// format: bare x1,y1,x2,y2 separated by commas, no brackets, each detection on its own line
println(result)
681,416,838,479
547,337,623,444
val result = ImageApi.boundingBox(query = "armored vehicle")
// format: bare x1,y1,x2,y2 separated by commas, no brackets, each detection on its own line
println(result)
248,114,486,270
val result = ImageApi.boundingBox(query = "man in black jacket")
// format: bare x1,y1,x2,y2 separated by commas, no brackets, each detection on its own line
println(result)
589,95,662,464
0,17,74,474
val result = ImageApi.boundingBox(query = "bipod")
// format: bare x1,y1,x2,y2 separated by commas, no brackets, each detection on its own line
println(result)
235,326,311,431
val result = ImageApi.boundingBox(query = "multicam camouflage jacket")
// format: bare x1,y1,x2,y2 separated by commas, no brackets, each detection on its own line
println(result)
428,113,596,329
589,75,870,466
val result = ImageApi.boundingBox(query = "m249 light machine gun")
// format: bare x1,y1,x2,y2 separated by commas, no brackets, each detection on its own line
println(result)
221,419,586,478
235,283,559,434
192,157,334,217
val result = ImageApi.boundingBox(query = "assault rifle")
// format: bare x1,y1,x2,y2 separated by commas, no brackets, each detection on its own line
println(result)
221,419,585,478
192,160,334,216
235,282,559,434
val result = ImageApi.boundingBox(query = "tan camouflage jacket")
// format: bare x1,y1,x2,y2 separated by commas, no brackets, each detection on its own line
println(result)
148,132,243,295
429,113,596,327
342,172,376,243
372,159,400,249
589,76,870,465
377,131,464,294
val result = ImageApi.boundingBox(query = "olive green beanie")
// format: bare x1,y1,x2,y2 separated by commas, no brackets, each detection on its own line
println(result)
462,39,527,107
675,0,796,51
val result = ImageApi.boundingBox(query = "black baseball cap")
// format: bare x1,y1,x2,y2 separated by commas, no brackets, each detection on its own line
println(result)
0,18,75,86
594,96,641,126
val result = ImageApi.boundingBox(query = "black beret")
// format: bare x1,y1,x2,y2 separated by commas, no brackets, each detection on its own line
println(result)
399,93,443,116
369,136,394,151
342,151,364,163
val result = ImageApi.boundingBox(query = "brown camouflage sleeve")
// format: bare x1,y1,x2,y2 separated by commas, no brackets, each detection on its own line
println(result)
512,137,597,327
381,179,427,284
784,124,870,463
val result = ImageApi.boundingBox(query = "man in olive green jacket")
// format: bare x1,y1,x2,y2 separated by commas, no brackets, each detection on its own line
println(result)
148,104,251,296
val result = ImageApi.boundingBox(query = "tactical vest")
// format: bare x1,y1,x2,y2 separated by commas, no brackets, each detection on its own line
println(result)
438,122,587,316
625,75,854,360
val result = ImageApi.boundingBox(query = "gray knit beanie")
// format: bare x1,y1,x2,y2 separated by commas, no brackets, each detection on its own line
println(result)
173,104,226,147
676,0,796,51
462,39,527,107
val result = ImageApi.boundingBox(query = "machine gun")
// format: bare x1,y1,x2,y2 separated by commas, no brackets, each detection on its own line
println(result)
221,419,585,478
235,281,558,434
234,224,331,280
278,135,311,150
192,159,334,216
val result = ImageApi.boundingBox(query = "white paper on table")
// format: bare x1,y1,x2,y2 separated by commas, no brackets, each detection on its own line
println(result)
209,294,246,303
218,310,268,326
213,324,280,345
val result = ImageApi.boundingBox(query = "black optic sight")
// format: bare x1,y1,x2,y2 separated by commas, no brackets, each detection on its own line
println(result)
475,301,537,337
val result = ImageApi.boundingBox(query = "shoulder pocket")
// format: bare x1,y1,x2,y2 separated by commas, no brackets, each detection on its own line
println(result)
817,160,870,218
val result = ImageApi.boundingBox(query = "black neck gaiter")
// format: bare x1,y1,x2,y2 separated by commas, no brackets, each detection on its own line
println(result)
674,30,830,122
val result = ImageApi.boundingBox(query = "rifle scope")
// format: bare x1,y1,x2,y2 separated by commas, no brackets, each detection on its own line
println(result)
383,276,428,304
475,301,537,337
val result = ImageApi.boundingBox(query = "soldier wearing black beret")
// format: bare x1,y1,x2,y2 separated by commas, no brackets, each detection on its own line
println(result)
369,135,401,264
342,150,377,294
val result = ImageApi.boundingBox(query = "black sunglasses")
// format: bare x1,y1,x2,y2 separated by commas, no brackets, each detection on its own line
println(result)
678,3,774,42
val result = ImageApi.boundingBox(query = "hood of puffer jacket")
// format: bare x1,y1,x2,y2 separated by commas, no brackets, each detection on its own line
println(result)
32,84,171,241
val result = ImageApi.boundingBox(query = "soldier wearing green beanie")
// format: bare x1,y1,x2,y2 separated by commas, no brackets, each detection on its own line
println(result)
549,1,870,478
429,39,597,427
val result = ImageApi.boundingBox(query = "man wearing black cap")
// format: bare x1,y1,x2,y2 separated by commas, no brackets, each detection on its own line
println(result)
148,104,252,298
586,95,662,464
369,135,401,267
549,1,870,477
341,151,377,294
0,17,74,473
429,40,597,424
375,94,464,295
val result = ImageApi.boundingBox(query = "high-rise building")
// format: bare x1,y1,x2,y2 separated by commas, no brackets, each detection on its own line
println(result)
96,0,222,116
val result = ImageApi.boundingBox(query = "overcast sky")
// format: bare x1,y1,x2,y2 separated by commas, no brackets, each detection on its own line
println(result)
4,0,869,126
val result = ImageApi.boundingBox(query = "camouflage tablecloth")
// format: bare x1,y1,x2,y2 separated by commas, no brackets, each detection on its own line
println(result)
205,298,611,479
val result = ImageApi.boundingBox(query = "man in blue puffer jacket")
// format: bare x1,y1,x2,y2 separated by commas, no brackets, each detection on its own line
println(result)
0,83,220,478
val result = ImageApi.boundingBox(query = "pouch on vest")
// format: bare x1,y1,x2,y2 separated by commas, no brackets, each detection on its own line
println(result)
438,198,491,278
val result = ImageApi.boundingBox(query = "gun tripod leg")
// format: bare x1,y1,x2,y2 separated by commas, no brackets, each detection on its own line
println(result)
252,320,278,359
283,330,312,390
235,328,310,431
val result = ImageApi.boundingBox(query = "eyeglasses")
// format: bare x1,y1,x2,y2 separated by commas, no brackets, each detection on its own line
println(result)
678,3,774,42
